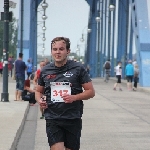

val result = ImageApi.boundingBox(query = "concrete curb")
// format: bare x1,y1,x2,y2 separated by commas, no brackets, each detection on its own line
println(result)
10,104,30,150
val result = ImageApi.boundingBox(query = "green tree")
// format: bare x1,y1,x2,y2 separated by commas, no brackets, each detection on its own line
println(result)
0,12,18,60
9,14,18,59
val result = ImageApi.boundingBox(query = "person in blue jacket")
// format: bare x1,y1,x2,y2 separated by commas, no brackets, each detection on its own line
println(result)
26,59,33,78
125,60,134,91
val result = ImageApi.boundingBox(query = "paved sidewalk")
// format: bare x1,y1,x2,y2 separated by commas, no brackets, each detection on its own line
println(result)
81,78,150,149
1,77,150,150
0,77,29,150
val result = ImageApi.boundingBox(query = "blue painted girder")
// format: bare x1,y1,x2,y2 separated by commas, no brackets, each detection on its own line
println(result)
85,0,93,6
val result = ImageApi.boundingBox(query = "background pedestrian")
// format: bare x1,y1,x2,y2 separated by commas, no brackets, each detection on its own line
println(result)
14,53,26,101
103,59,111,82
133,64,139,91
125,60,134,91
0,61,3,77
33,60,46,119
26,59,33,78
113,61,122,91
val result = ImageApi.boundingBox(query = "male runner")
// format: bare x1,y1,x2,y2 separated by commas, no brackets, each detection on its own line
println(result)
35,37,95,150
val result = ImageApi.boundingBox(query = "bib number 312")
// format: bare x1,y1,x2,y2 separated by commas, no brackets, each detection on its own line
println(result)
50,82,71,103
53,90,68,97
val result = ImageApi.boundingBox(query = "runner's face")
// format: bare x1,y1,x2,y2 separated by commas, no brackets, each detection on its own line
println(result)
51,40,70,65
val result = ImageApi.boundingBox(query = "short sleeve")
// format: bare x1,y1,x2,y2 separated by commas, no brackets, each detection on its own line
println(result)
79,65,91,84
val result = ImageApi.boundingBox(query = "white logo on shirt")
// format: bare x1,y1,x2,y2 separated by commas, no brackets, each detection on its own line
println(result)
63,72,73,77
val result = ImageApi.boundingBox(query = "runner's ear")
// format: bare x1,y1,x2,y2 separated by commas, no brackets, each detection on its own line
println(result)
67,49,70,54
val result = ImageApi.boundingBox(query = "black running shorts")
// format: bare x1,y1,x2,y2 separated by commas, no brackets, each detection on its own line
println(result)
116,75,121,83
126,75,133,82
46,118,82,150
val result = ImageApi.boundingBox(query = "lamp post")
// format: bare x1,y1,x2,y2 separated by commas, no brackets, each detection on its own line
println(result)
20,0,24,53
105,0,110,60
100,0,107,78
80,26,91,65
95,16,100,77
80,26,91,42
109,4,115,76
114,0,119,65
1,0,16,102
99,0,103,77
37,0,48,57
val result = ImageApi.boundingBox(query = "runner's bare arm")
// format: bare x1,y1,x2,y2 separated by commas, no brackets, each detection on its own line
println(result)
35,85,48,109
35,85,45,103
80,82,95,100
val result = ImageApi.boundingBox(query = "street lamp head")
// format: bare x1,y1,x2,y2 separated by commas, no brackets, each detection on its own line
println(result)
9,1,17,8
42,15,48,20
87,28,92,33
42,26,46,31
80,38,84,42
42,37,46,41
76,48,79,51
95,17,100,22
42,47,45,51
41,2,48,9
109,4,115,11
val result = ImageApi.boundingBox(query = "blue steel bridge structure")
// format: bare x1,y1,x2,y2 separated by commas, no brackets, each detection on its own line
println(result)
17,0,150,87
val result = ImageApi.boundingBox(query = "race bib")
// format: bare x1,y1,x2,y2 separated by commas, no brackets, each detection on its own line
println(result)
50,82,71,103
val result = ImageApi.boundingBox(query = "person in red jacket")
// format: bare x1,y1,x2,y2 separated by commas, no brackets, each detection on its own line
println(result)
0,61,3,77
33,60,46,119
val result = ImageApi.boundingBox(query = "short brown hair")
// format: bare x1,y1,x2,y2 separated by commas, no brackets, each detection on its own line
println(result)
19,53,23,58
51,37,70,50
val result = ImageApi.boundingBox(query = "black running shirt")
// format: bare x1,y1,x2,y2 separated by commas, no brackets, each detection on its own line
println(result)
38,60,91,119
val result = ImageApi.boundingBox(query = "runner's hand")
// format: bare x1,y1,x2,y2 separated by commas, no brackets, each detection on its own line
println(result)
62,94,76,103
39,96,47,109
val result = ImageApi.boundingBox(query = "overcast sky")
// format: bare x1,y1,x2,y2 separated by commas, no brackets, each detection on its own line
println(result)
0,0,90,56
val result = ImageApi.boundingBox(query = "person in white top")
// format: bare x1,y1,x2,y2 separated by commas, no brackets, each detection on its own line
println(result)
133,64,139,91
113,61,122,91
132,59,137,67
